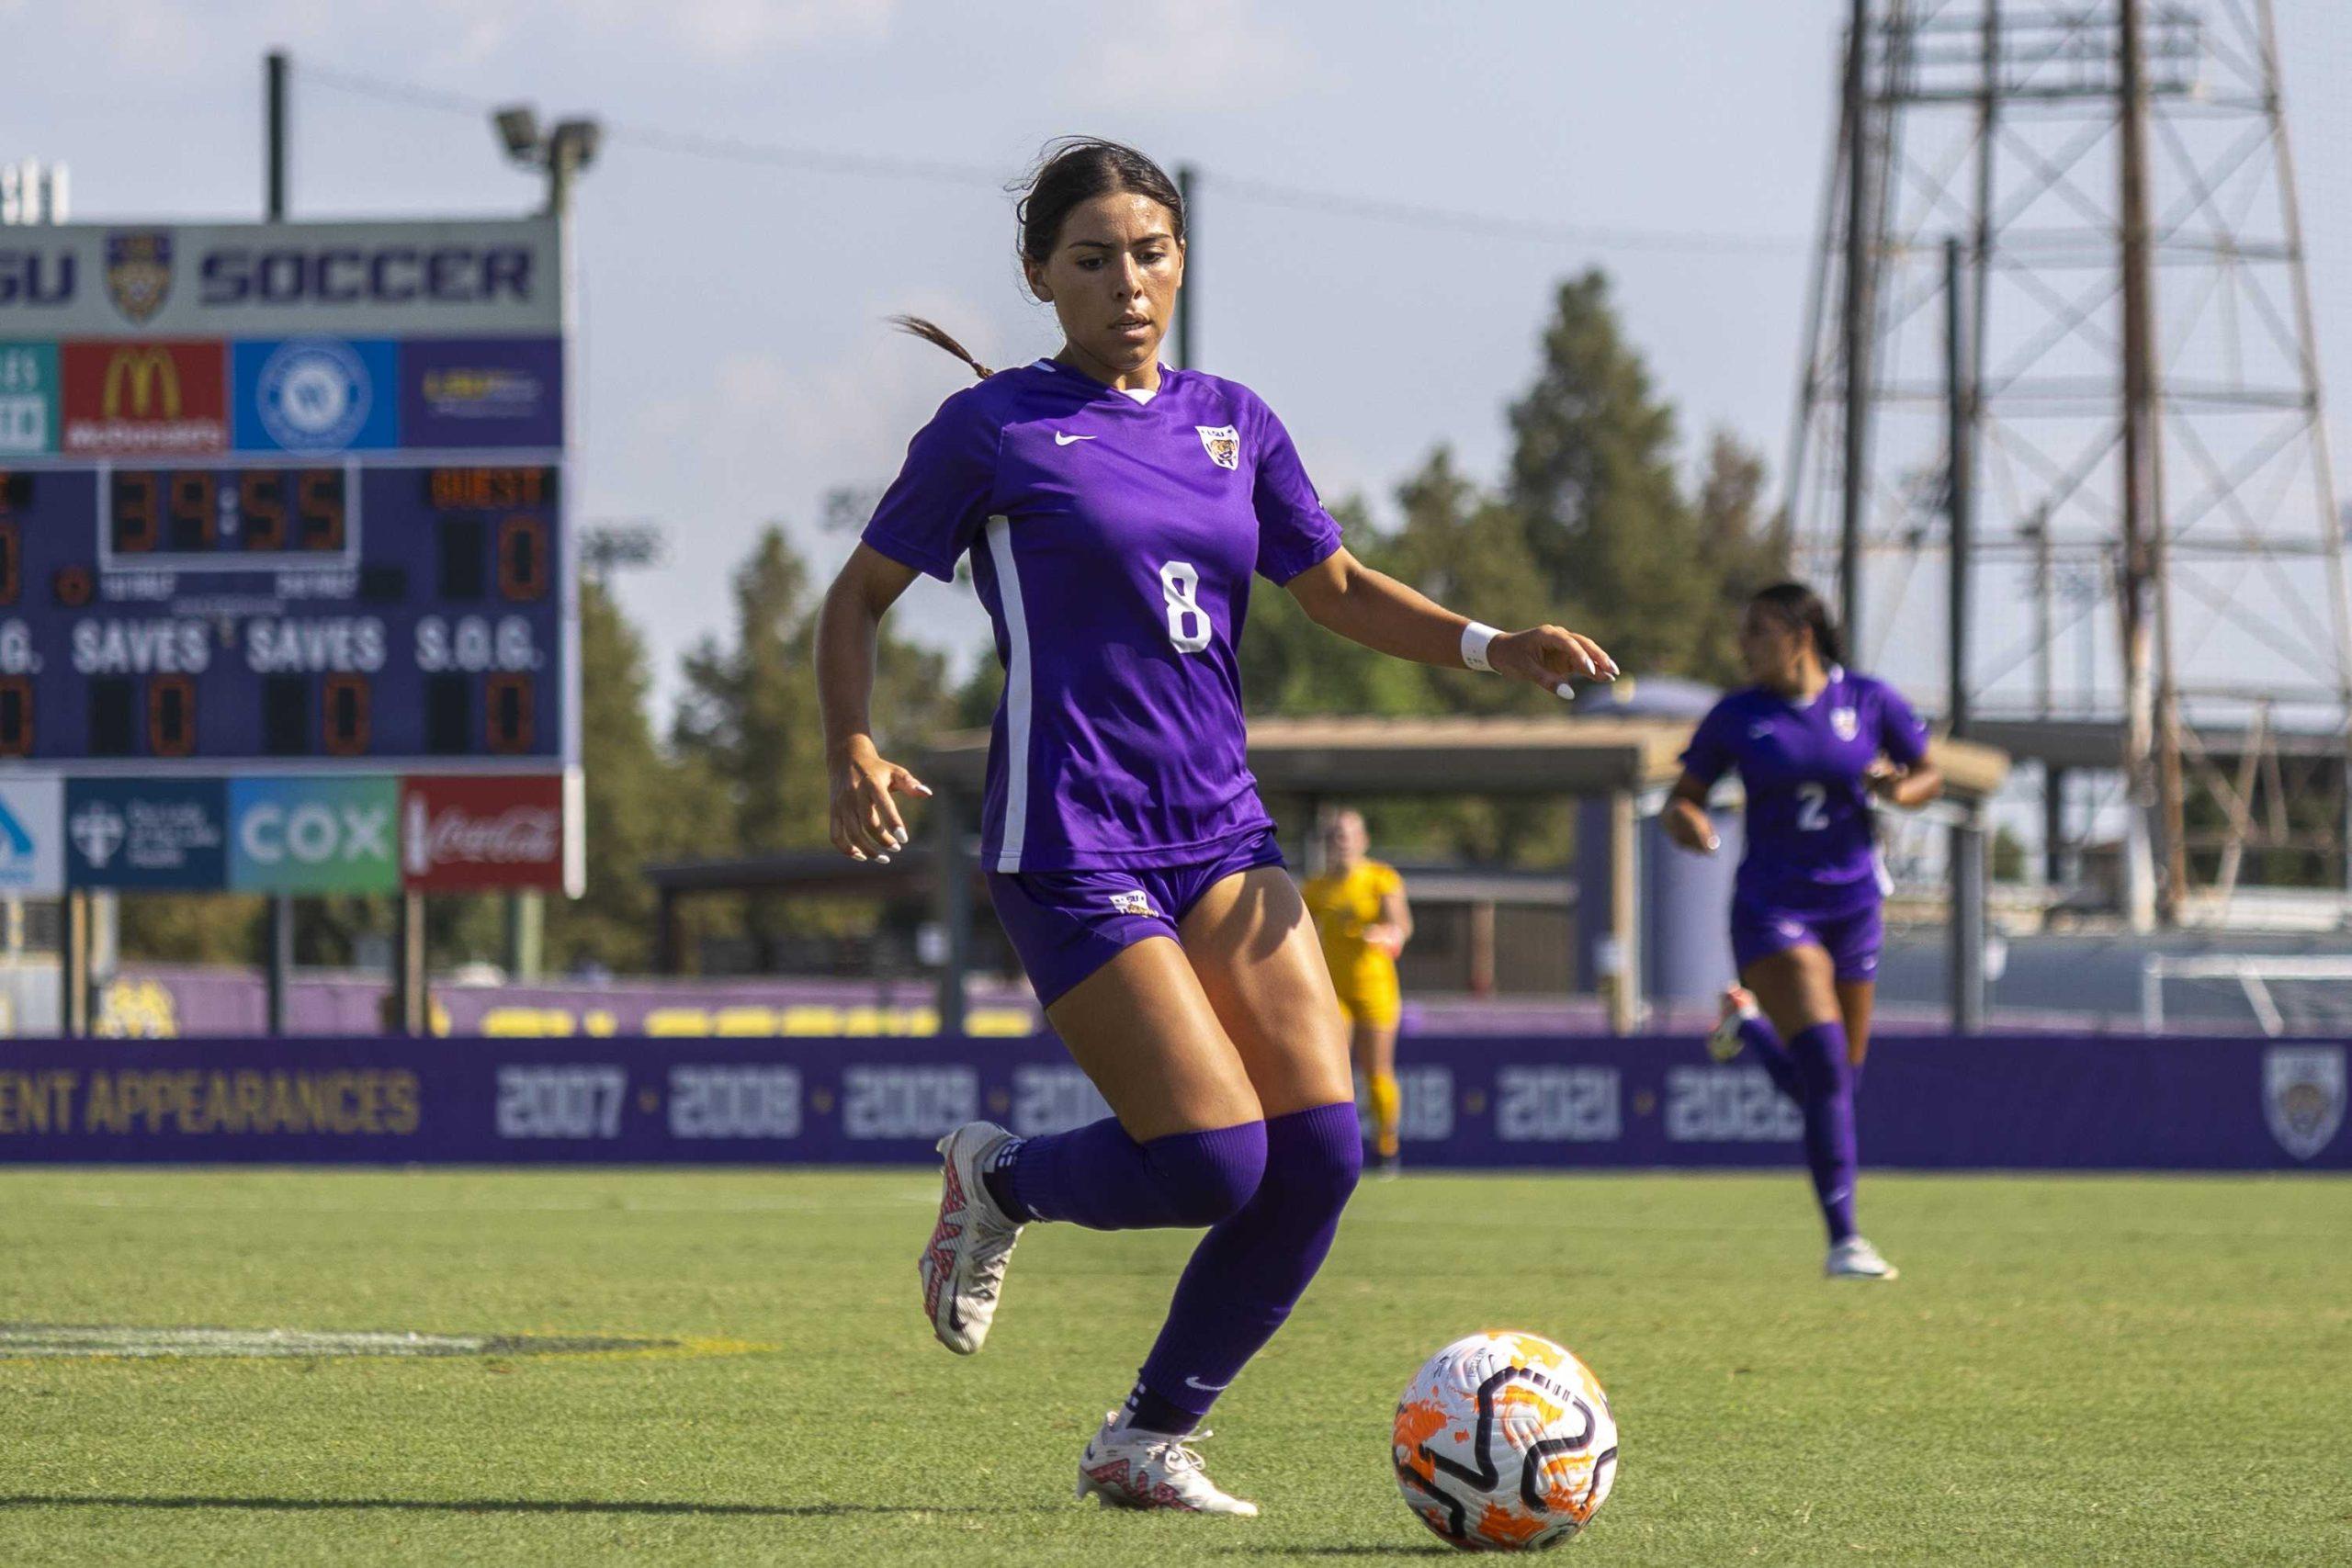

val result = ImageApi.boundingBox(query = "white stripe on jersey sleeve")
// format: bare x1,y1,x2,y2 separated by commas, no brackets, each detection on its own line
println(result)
984,514,1031,872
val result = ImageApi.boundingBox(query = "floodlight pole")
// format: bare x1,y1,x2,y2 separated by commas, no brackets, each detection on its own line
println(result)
1945,237,1985,1033
265,47,296,1037
1175,164,1197,371
1838,0,1874,652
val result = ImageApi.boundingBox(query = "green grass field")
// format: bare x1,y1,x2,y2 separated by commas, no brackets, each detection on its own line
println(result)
1,1166,2345,1566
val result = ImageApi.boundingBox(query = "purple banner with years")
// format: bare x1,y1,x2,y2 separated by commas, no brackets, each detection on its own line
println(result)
0,1033,2343,1170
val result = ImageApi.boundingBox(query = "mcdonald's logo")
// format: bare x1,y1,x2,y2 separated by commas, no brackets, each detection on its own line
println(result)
102,346,180,418
60,339,225,455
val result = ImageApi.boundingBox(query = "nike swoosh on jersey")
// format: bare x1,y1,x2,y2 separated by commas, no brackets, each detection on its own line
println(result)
1054,432,1096,446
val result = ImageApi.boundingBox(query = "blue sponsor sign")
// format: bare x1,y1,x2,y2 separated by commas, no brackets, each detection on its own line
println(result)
64,777,228,889
402,337,560,449
231,336,401,452
0,1033,2339,1170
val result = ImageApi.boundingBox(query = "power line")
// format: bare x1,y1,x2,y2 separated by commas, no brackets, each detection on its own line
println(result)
307,64,1006,187
305,62,1811,256
1216,176,1810,256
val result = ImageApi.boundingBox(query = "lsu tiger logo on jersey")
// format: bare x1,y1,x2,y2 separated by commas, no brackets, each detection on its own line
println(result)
1831,706,1859,741
1195,424,1239,470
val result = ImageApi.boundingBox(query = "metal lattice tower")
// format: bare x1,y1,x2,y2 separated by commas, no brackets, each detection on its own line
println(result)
1786,0,2350,926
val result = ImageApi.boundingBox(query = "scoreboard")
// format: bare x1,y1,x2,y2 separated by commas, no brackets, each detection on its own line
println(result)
0,462,560,765
0,217,575,896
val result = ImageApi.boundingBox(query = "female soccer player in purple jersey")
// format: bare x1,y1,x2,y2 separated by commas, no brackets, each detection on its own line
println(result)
1662,582,1941,1281
814,139,1615,1516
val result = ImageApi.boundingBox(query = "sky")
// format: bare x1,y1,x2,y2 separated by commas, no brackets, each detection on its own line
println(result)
6,0,2352,726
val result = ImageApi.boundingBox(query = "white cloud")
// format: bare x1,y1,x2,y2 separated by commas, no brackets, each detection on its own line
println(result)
1069,0,1329,110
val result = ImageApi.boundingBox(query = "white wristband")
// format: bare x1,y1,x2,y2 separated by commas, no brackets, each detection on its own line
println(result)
1461,621,1502,672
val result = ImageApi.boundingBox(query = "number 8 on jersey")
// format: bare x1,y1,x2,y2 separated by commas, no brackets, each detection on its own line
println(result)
1160,560,1212,652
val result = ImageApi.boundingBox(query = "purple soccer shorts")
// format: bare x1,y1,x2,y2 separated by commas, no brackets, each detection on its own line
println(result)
987,829,1287,1008
1730,895,1884,984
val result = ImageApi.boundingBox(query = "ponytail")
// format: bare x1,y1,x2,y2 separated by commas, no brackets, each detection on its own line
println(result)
888,314,993,381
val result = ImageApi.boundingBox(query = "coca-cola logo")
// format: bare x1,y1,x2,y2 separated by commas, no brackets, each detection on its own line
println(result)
423,807,558,865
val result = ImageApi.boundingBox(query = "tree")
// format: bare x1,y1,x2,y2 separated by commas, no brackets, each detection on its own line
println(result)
540,576,722,973
672,527,956,969
1508,269,1714,678
1689,431,1790,686
1237,499,1434,720
1379,449,1558,716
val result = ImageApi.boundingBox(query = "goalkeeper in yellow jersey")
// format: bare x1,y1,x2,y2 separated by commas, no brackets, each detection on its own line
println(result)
1303,810,1415,1175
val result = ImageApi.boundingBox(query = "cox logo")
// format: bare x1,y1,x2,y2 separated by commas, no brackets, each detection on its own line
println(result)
229,781,398,892
240,801,390,865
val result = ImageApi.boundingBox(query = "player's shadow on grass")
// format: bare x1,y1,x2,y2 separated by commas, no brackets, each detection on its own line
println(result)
0,1495,1053,1520
1215,1548,1451,1559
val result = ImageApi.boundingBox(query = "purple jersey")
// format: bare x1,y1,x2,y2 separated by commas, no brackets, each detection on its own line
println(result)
863,360,1341,872
1679,666,1930,915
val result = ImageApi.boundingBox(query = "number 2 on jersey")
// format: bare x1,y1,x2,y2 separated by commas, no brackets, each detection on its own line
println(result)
1795,782,1830,832
1159,560,1212,652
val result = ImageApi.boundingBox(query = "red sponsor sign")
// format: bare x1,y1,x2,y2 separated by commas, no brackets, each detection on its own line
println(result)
61,340,227,455
400,775,563,890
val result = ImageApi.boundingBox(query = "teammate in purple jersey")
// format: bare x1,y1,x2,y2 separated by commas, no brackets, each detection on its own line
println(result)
1663,582,1941,1281
815,139,1616,1516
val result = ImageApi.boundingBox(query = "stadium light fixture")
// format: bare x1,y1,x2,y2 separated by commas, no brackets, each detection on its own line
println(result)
491,103,601,216
492,106,542,161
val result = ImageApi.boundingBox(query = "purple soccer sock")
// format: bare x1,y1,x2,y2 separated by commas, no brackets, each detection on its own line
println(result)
1787,1021,1860,1246
1129,1101,1363,1427
1736,1013,1804,1102
994,1116,1265,1232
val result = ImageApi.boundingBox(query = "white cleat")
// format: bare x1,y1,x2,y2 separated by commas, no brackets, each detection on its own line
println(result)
1826,1235,1899,1280
919,1121,1024,1354
1076,1412,1260,1517
1707,986,1758,1063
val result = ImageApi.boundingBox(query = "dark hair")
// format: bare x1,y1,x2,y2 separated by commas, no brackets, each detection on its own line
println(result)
1750,581,1847,667
892,137,1186,382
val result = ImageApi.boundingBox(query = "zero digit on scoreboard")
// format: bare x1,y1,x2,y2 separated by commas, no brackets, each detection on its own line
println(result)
147,672,197,758
0,675,29,756
322,672,371,757
497,514,549,602
485,671,535,753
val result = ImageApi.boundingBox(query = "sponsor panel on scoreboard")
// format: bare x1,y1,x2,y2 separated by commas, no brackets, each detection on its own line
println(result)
64,777,228,889
0,775,64,895
0,342,59,456
232,337,401,454
401,773,564,890
227,776,400,894
60,340,228,456
402,338,561,448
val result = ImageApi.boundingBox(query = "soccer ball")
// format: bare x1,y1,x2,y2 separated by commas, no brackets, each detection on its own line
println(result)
1393,1331,1618,1551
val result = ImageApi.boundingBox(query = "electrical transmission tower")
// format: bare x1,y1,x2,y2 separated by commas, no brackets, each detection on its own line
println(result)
1786,0,2349,929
